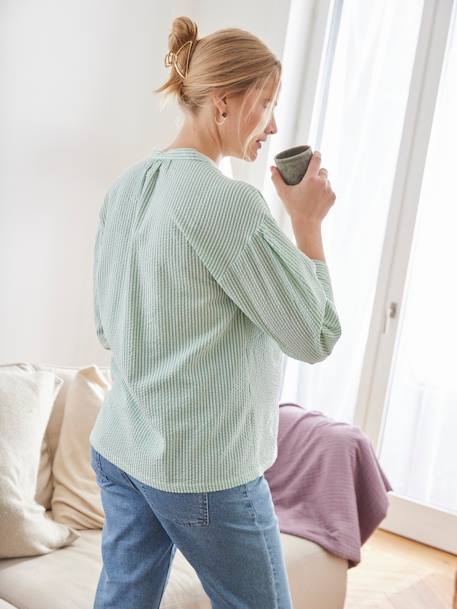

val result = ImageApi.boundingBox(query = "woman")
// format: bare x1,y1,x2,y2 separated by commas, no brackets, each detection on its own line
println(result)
89,16,340,609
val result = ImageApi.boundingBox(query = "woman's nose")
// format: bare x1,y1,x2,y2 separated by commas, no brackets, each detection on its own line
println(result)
268,116,278,135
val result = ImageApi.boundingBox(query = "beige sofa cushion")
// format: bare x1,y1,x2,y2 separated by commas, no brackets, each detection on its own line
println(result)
0,529,347,609
51,365,110,529
0,368,80,558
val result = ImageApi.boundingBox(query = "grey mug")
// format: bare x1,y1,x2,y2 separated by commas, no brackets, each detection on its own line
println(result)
274,145,314,185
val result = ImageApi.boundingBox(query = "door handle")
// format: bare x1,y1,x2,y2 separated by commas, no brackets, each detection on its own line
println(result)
382,301,398,334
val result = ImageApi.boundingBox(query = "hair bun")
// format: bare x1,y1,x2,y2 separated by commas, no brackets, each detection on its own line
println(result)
166,16,198,76
170,16,198,44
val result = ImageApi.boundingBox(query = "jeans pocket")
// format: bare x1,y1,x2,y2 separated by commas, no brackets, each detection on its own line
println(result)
90,446,109,483
90,446,138,491
139,484,209,527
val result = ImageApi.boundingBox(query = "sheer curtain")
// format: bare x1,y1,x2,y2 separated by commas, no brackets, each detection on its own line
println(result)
268,0,425,423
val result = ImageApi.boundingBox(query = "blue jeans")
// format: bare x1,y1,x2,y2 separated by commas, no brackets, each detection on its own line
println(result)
90,445,293,609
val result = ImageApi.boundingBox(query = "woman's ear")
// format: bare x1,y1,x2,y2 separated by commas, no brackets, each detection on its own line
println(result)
212,92,229,116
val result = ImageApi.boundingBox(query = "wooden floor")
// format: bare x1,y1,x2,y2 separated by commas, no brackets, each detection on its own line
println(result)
344,528,457,608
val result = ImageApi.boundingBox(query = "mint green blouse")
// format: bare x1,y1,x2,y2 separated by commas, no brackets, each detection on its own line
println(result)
89,147,342,492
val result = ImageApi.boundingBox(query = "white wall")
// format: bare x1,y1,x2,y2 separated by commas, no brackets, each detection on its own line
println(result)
0,0,290,366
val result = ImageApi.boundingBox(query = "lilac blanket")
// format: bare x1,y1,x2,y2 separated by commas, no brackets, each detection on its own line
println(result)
264,402,393,568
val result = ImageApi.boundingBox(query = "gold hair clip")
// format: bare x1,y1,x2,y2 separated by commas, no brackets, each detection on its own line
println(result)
164,39,193,79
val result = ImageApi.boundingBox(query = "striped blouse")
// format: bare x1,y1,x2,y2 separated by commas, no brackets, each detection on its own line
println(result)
89,147,342,492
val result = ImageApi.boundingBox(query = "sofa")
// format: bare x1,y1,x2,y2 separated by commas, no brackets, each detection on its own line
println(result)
0,362,348,609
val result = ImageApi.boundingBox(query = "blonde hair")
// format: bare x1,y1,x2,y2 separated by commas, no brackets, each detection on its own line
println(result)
153,16,282,160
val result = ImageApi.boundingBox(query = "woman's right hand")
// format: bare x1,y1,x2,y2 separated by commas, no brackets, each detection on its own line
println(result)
270,151,336,224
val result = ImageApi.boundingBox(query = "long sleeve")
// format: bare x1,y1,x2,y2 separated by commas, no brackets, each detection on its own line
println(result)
93,193,111,351
214,212,342,363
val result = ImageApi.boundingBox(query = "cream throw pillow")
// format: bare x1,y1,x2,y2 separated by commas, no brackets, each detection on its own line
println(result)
0,369,80,558
0,362,53,511
51,365,110,529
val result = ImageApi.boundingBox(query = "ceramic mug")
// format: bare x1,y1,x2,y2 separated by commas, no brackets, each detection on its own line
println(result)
274,145,314,185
